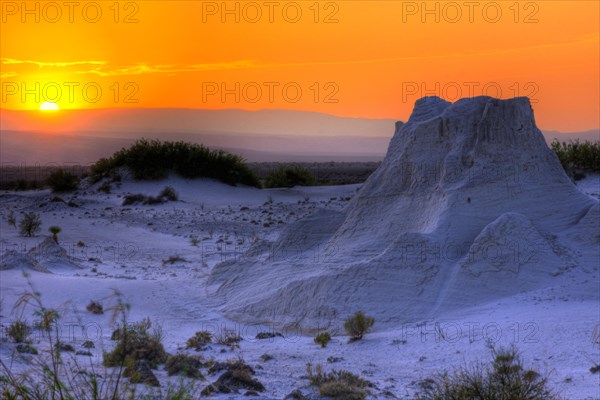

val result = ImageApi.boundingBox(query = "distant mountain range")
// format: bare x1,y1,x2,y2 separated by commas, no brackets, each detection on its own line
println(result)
0,108,598,164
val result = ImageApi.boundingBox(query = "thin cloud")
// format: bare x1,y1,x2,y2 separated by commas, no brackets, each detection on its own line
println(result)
79,60,259,76
1,58,105,68
2,34,596,78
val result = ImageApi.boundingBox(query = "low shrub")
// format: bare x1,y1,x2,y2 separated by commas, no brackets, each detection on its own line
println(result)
6,211,16,228
122,188,179,206
415,346,560,400
215,329,242,347
255,331,282,340
306,363,371,400
15,343,38,354
159,186,178,201
46,169,79,192
122,194,147,206
165,354,204,378
103,318,167,369
344,311,375,341
186,330,212,350
7,320,30,343
143,196,165,205
98,182,112,194
86,300,104,314
91,139,260,187
19,212,41,237
264,166,317,188
551,139,600,179
163,255,188,266
314,332,332,348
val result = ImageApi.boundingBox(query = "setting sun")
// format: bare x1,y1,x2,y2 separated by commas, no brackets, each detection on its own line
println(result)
40,102,59,111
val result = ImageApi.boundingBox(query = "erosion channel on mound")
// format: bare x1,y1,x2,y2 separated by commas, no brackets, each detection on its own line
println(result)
208,96,599,330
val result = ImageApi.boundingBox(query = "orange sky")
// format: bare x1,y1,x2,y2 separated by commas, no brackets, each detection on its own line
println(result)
1,0,599,131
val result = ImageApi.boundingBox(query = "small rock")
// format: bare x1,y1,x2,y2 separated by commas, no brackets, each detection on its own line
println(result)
284,389,308,400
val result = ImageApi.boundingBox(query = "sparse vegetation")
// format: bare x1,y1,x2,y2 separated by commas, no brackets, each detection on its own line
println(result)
306,363,372,400
255,331,282,340
122,193,147,206
162,255,188,266
122,187,180,206
551,139,600,179
264,166,317,188
215,329,242,347
590,365,600,374
314,332,332,348
1,278,200,398
15,343,38,354
165,354,204,378
48,225,61,243
91,139,260,186
6,210,16,228
19,212,42,237
416,346,560,400
46,168,79,192
344,311,375,342
186,330,213,350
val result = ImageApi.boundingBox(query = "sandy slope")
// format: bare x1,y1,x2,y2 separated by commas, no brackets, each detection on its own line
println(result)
210,97,599,335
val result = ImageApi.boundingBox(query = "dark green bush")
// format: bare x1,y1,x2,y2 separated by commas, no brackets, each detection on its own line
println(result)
344,311,374,341
91,139,260,187
264,166,317,188
19,212,41,237
416,346,560,400
103,318,167,369
551,139,600,178
46,169,79,192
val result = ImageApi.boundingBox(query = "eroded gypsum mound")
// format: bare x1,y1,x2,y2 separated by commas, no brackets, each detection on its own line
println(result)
209,96,598,329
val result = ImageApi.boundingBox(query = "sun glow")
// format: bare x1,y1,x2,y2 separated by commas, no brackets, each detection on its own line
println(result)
40,102,59,111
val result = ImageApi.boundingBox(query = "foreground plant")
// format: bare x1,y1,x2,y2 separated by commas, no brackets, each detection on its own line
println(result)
0,275,197,399
416,345,561,400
